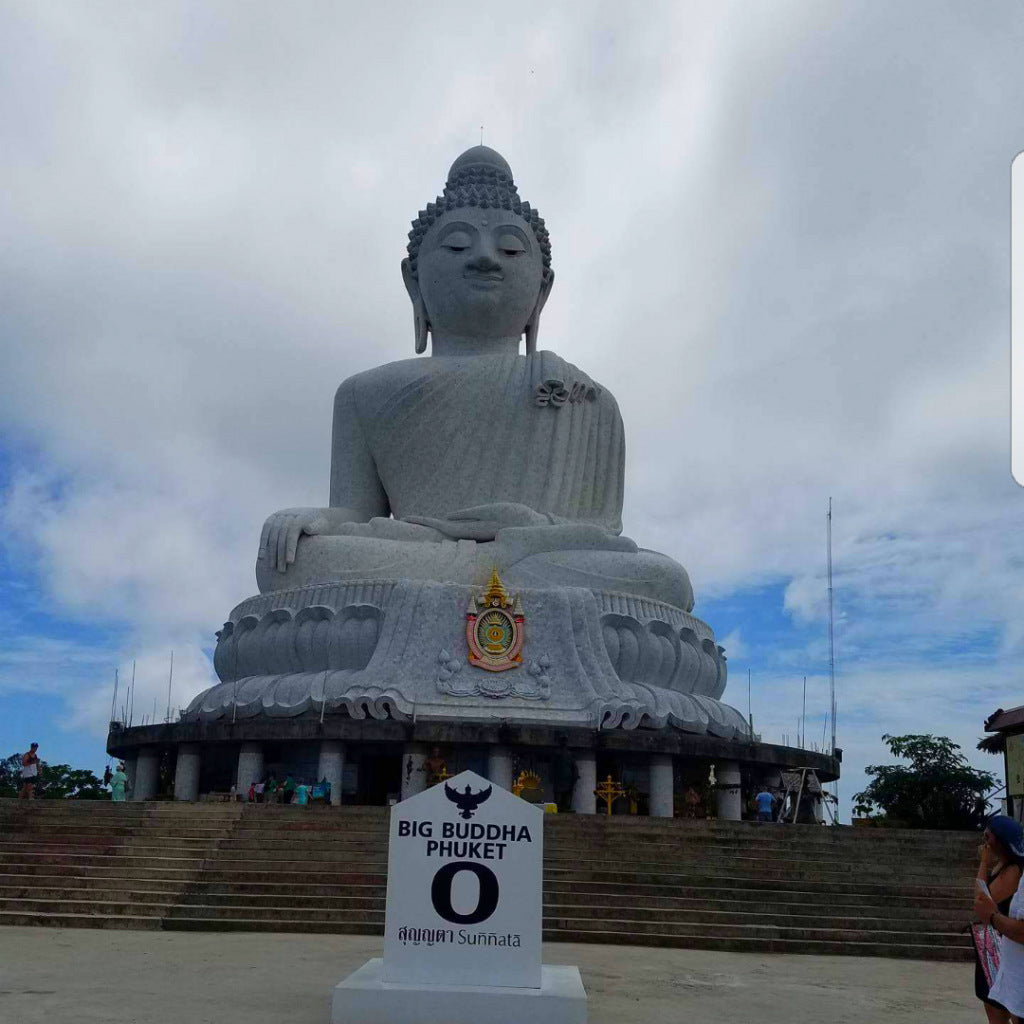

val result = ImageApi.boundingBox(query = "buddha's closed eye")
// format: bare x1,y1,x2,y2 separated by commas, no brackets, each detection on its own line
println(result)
498,235,526,257
442,231,472,252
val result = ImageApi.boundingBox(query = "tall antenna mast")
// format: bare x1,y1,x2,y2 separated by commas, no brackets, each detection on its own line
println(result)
802,675,807,748
827,497,839,820
165,650,174,723
128,659,136,727
827,498,836,755
109,668,119,725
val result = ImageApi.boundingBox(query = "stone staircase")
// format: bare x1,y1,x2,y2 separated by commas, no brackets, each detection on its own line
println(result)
0,799,976,959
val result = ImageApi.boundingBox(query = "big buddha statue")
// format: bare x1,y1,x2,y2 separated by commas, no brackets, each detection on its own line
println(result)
256,146,692,611
186,146,749,744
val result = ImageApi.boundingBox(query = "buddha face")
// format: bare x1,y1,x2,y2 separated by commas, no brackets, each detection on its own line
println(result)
412,206,545,342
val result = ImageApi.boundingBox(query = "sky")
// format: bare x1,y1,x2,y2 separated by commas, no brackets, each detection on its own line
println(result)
0,1,1021,819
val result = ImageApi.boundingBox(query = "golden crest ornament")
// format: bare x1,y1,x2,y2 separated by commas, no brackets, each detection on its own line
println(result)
466,569,524,672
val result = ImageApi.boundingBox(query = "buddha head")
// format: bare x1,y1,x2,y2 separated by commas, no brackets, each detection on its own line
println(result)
403,146,554,355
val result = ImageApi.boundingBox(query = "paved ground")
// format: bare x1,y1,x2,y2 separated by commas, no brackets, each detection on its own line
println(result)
0,926,979,1023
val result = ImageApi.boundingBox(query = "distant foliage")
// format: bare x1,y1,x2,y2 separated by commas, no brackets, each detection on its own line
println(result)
0,752,108,800
854,734,996,830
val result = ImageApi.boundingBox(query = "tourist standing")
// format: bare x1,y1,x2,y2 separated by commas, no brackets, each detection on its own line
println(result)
109,763,129,802
282,774,296,804
973,816,1024,1023
295,780,310,807
18,743,40,799
754,787,775,823
682,786,702,818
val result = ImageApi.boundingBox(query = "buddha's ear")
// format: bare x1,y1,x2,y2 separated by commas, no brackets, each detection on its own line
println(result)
524,267,554,355
402,258,429,354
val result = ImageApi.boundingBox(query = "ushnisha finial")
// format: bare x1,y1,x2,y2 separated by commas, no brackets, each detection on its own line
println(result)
406,146,551,280
446,145,514,184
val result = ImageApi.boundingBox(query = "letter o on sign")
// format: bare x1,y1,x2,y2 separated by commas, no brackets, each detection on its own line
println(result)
430,861,499,925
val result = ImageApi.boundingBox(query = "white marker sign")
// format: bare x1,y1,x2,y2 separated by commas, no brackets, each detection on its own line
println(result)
382,769,543,989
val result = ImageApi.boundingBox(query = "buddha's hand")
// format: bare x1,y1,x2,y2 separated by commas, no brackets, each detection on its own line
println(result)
404,503,552,541
258,508,331,573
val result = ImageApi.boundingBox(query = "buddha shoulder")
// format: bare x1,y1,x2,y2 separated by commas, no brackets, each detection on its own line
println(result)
335,352,617,418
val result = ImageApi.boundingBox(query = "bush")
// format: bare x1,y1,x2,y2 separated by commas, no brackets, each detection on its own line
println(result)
853,734,995,830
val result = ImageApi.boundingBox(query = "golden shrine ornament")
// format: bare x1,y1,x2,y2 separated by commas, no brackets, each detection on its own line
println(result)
466,569,524,672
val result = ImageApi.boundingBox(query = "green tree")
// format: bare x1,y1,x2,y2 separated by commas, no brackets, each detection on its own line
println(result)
854,734,996,830
0,752,108,800
0,754,23,797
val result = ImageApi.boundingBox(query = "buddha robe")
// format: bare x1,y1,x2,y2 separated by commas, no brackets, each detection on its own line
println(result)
259,350,693,611
332,350,624,530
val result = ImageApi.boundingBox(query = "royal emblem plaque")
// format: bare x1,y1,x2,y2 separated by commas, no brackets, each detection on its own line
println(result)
466,570,524,672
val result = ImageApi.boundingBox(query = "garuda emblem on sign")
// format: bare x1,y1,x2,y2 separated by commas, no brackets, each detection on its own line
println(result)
466,569,524,672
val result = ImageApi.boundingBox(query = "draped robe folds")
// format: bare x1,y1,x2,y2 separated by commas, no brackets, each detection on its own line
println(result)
340,350,625,531
261,349,693,611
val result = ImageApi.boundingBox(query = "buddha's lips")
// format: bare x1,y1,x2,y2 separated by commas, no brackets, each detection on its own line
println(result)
464,271,503,284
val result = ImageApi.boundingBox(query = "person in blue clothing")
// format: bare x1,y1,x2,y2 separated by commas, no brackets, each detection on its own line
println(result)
754,787,775,822
295,780,310,806
109,763,129,802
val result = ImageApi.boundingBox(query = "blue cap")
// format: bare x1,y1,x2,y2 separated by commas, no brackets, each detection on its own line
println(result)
988,815,1024,858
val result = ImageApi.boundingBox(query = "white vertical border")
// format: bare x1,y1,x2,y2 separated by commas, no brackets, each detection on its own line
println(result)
1012,151,1024,485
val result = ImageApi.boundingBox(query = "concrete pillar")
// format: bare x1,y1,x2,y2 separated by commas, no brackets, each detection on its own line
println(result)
487,746,514,792
174,743,201,802
236,742,264,797
133,747,159,802
715,760,742,821
649,754,674,818
318,740,345,806
401,744,427,801
123,755,137,800
572,751,597,814
812,791,824,824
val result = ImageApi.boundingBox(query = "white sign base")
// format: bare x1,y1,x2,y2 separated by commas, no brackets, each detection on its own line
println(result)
331,958,587,1024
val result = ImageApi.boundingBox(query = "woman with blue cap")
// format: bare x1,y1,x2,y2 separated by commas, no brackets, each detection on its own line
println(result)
974,815,1024,1022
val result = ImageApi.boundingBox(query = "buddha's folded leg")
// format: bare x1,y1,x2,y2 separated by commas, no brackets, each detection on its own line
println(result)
500,547,695,612
256,518,695,612
256,521,477,593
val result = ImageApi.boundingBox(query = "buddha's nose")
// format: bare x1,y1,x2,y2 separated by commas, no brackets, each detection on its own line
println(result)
467,253,502,274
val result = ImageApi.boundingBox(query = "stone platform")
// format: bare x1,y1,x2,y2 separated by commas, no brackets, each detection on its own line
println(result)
0,927,982,1024
183,579,749,739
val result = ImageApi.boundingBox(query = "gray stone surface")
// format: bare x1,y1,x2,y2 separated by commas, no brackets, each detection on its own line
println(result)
123,754,137,799
236,742,264,795
173,743,201,801
649,753,674,818
488,745,514,791
400,744,427,800
186,578,748,738
716,761,743,821
572,751,597,814
0,927,980,1024
317,740,344,806
332,959,587,1024
196,145,751,743
132,747,158,802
